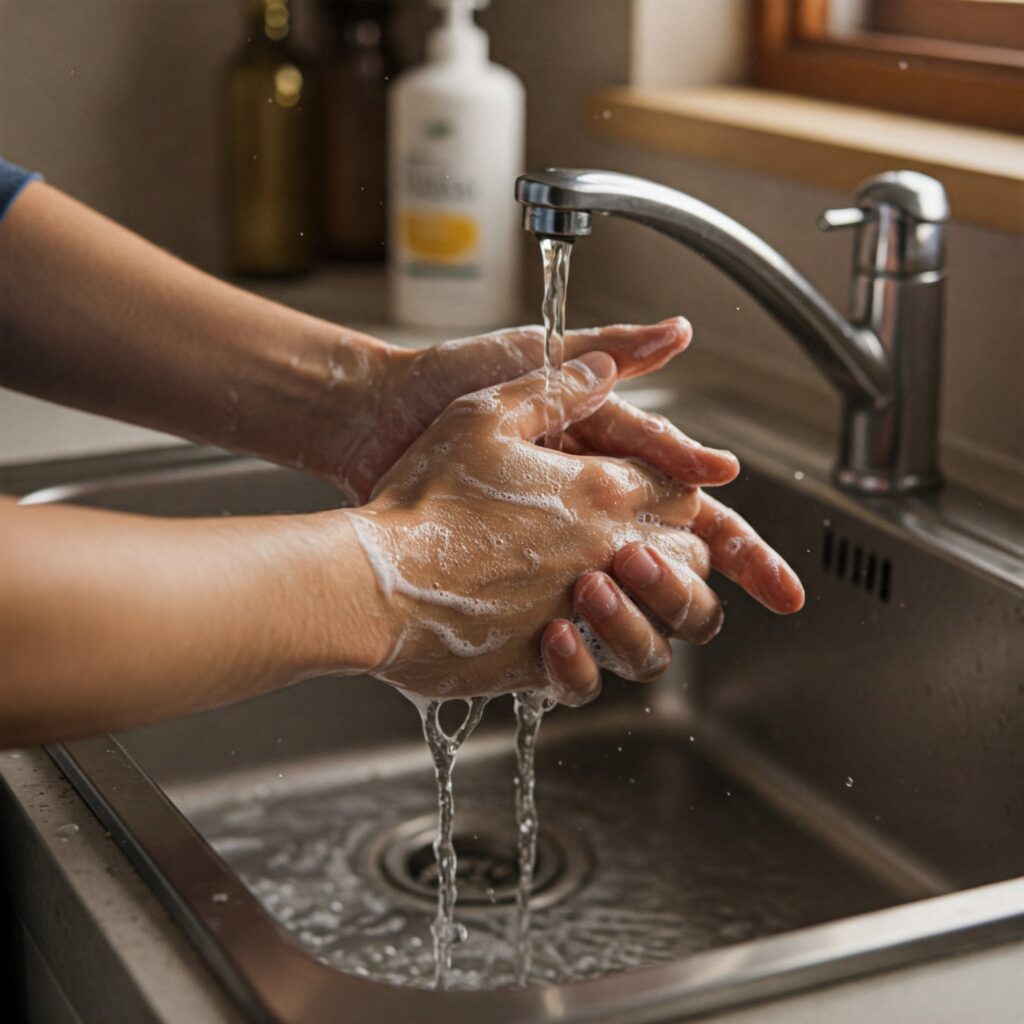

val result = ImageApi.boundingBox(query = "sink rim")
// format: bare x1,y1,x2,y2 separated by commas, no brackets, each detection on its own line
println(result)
49,732,1024,1023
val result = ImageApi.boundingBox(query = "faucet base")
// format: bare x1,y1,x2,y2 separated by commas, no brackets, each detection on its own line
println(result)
833,467,943,497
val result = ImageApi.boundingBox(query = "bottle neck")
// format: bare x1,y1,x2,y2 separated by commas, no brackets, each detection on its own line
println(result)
245,0,293,44
427,21,488,64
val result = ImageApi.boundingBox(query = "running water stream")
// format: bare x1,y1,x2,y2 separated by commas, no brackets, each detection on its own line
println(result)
412,236,576,987
509,235,575,981
539,236,573,451
511,688,557,982
417,696,489,987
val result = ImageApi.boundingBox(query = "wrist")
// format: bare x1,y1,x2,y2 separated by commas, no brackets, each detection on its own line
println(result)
290,509,399,675
225,313,403,486
285,326,410,495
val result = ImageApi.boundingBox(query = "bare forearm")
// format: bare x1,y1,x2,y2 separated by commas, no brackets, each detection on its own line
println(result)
0,499,390,746
0,182,392,473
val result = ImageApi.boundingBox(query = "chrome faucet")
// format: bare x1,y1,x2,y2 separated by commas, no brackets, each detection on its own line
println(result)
515,169,950,495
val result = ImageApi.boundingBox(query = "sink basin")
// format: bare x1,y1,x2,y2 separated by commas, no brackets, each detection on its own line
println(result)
21,387,1024,1022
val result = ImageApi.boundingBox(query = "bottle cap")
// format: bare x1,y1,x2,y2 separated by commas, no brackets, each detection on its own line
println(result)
427,0,490,62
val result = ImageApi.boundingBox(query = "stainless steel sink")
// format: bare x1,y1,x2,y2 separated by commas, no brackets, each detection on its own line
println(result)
20,387,1024,1023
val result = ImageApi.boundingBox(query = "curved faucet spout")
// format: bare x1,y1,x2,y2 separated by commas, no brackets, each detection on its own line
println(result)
516,169,891,405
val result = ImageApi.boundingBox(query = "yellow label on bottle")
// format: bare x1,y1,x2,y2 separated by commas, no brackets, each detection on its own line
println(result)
401,209,479,263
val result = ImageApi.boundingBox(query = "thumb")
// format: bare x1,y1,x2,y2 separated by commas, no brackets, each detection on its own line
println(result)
497,352,617,441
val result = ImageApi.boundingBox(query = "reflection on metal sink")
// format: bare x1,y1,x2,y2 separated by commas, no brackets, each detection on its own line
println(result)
25,389,1024,1022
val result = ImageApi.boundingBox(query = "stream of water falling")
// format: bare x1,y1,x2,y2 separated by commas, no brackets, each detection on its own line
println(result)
416,696,489,987
409,237,576,988
511,688,557,982
539,237,573,451
508,236,576,981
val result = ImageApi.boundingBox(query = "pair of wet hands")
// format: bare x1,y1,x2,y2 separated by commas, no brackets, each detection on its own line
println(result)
323,319,805,707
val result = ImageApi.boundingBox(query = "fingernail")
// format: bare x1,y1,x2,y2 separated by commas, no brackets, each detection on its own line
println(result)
619,546,661,588
549,623,578,657
577,351,616,381
579,575,619,618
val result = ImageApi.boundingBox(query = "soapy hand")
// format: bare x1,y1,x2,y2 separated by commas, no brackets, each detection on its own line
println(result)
346,351,717,705
315,318,740,504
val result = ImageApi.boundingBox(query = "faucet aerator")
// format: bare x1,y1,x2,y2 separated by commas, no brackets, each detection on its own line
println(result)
521,206,592,241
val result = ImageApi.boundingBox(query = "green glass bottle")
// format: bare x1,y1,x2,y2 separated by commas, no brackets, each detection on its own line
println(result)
226,0,316,275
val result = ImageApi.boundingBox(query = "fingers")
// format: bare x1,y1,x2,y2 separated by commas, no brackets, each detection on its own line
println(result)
564,317,693,380
691,493,805,614
613,542,724,645
573,572,673,680
541,619,602,706
571,394,739,487
488,351,617,440
582,457,700,527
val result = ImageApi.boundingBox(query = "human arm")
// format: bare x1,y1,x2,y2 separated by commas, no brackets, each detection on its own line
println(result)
1,352,786,745
0,493,389,747
0,180,735,504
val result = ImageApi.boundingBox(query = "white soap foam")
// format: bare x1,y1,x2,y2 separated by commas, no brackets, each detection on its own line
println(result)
455,470,575,522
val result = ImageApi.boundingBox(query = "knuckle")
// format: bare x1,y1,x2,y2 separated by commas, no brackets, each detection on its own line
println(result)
584,461,638,506
447,388,498,419
642,412,673,436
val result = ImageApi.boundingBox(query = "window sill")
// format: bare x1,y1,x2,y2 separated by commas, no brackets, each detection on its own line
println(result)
587,86,1024,235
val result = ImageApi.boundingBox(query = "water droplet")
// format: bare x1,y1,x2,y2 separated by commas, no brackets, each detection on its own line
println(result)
212,892,229,903
844,776,854,788
55,823,79,841
793,470,805,480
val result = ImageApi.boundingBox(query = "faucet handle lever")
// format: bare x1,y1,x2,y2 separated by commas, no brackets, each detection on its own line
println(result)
819,207,869,232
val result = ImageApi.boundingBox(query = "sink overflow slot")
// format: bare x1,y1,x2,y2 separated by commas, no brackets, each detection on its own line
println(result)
822,527,892,602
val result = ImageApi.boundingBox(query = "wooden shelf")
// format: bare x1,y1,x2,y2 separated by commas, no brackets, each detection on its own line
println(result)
587,86,1024,234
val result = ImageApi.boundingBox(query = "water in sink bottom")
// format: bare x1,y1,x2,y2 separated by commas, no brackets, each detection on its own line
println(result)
192,731,900,990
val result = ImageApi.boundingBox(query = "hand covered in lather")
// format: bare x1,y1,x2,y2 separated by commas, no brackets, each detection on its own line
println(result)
346,351,803,707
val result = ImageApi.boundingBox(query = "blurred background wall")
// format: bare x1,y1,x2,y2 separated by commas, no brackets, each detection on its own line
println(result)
1,0,1020,505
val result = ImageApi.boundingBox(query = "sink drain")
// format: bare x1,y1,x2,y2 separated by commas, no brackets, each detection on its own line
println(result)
366,813,591,911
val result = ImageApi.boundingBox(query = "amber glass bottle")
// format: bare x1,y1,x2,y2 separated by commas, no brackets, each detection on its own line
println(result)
321,0,392,261
226,0,315,275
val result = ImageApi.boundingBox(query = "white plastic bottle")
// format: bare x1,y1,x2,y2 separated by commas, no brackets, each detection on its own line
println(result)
388,0,525,329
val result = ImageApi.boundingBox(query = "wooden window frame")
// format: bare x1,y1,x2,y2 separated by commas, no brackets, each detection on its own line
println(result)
752,0,1024,133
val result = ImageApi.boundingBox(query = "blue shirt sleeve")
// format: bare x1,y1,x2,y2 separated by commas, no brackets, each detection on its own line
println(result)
0,158,42,222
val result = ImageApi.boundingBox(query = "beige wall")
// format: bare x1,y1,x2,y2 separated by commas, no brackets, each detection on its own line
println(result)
1,0,1020,504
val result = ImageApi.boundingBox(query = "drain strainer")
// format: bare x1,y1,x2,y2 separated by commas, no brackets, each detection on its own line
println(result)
366,812,591,912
